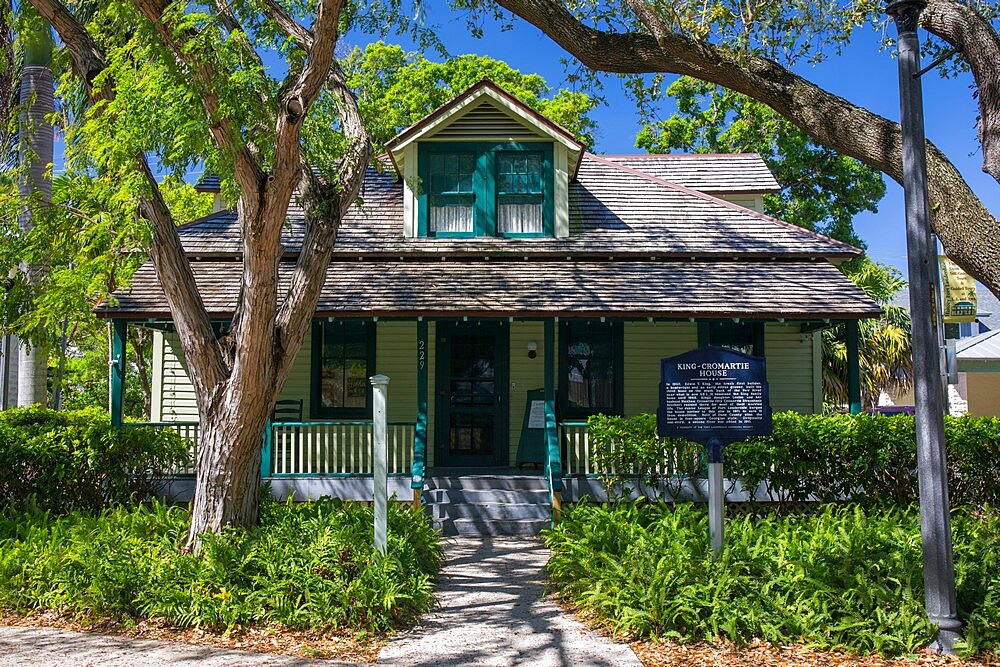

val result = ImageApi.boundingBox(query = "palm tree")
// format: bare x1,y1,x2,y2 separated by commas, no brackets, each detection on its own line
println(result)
824,260,913,409
15,9,54,406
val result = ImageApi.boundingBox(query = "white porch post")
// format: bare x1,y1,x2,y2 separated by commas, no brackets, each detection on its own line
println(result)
371,374,390,556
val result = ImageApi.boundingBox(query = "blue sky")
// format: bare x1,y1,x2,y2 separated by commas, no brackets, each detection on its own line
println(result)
341,6,999,281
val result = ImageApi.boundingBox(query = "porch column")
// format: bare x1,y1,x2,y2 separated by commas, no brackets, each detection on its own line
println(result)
846,319,862,414
110,320,127,427
544,318,562,517
412,319,428,510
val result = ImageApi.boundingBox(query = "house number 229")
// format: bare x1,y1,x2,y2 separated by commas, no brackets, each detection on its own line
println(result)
418,340,426,371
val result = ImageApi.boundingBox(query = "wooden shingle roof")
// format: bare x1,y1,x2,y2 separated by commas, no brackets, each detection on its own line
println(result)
107,258,881,320
603,154,781,194
174,155,858,260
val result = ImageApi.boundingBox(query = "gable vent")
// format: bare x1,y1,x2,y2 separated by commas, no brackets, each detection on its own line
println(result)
432,104,547,142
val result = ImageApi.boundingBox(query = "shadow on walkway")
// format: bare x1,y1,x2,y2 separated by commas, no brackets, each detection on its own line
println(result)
377,537,641,667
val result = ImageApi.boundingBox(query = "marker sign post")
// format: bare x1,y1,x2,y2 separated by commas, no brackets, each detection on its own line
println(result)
657,347,772,558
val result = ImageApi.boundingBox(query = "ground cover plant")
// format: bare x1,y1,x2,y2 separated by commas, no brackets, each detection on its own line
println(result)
0,497,442,635
544,502,1000,657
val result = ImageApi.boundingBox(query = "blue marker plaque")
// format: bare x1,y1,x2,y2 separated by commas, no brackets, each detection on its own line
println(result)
657,346,772,448
657,346,773,559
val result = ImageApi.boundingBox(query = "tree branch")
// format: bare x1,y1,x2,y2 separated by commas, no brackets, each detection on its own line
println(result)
28,0,108,103
921,0,1000,185
275,60,372,379
495,0,1000,295
131,0,265,199
29,0,227,394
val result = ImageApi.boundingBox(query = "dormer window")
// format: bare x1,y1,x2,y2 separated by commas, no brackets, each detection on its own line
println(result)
418,142,554,237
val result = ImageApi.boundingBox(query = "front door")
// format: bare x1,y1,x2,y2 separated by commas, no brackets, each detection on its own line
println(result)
435,322,508,468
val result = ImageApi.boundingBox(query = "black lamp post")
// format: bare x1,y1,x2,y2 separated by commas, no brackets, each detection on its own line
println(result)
885,0,961,652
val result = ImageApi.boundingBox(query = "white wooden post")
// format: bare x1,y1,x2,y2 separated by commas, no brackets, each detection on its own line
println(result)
371,374,390,556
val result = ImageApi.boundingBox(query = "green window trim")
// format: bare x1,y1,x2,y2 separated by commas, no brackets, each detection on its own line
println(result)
698,320,765,356
558,319,624,420
310,319,376,420
417,141,554,238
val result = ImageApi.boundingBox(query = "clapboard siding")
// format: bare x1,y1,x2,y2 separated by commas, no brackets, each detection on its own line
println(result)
508,321,546,465
159,332,199,421
765,323,817,413
623,322,698,415
375,321,418,423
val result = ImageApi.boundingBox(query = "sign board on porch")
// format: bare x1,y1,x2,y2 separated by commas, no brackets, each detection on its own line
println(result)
516,388,546,469
657,346,772,444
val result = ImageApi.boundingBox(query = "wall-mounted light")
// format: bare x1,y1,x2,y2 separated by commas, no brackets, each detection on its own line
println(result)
527,341,538,359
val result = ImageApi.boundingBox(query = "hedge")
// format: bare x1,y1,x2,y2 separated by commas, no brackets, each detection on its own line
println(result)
0,406,190,512
587,411,1000,507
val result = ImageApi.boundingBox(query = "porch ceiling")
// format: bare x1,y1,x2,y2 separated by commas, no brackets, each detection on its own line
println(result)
102,258,881,321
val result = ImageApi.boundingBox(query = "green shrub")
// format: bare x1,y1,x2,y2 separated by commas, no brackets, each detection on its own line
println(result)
545,502,1000,656
0,498,442,634
587,411,1000,508
0,406,190,512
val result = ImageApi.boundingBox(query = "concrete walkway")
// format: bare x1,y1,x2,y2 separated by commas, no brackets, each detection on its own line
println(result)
0,626,359,666
0,537,640,666
377,537,641,667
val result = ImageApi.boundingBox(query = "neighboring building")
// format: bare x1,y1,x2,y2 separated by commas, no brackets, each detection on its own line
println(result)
956,329,1000,417
884,283,1000,414
101,81,878,531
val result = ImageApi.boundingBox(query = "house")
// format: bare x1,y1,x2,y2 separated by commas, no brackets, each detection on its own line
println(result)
101,80,879,533
882,283,1000,415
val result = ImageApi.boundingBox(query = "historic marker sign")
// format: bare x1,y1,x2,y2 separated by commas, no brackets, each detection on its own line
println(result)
657,346,773,559
657,346,773,444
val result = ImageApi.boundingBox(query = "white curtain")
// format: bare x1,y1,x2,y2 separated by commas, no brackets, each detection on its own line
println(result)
431,203,473,233
497,202,542,233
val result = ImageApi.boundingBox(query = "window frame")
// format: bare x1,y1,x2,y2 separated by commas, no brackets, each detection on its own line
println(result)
417,141,554,238
310,319,376,420
698,320,765,356
558,319,624,420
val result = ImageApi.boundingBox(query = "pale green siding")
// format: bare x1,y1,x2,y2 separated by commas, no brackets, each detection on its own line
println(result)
764,323,818,413
375,321,418,423
278,327,313,418
157,332,199,422
623,321,698,415
508,321,546,465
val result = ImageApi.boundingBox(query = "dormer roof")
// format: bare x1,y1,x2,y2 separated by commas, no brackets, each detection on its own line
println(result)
385,79,586,178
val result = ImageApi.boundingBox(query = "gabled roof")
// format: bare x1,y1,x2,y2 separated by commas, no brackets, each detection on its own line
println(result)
603,154,781,194
385,79,586,178
174,155,861,260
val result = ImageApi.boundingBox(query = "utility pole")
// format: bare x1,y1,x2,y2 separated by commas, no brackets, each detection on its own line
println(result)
886,0,961,652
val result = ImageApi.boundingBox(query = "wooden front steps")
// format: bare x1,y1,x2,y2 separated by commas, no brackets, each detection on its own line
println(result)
423,474,552,536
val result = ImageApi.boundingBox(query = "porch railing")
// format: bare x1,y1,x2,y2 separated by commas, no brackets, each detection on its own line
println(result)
558,421,703,478
559,421,592,476
133,420,415,477
125,421,200,475
267,421,415,476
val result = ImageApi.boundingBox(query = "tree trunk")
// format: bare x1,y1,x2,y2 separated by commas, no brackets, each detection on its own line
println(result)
185,400,270,546
496,0,1000,295
17,44,54,407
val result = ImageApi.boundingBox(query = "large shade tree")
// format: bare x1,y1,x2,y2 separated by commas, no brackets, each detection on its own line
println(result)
486,0,1000,298
27,0,373,549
